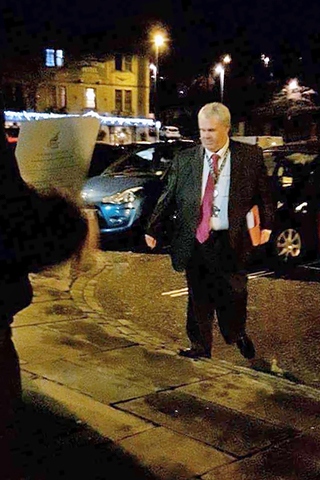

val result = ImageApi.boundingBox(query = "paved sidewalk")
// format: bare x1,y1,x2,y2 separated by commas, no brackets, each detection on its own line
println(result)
8,252,320,479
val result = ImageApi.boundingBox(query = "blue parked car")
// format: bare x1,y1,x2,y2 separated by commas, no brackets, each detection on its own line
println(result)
81,140,195,247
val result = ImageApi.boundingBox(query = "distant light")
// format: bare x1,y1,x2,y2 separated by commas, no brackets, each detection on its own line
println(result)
215,64,224,75
288,78,299,91
154,34,165,48
4,110,155,127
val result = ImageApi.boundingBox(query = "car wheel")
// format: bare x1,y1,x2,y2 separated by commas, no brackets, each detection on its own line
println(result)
272,226,304,267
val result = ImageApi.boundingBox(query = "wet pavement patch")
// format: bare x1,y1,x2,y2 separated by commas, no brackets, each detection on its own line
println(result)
46,304,84,316
116,391,298,457
204,434,320,479
78,345,227,390
44,320,137,350
178,373,320,431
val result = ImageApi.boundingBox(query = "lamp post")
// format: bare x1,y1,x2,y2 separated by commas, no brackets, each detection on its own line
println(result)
153,33,165,119
214,54,231,103
215,64,225,102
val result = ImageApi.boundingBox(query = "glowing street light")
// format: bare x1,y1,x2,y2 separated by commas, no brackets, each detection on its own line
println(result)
214,54,231,103
154,34,165,74
223,54,232,65
261,54,271,67
215,63,225,102
153,33,165,118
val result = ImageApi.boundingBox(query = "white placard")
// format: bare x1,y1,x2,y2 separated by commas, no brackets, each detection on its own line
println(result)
15,116,100,199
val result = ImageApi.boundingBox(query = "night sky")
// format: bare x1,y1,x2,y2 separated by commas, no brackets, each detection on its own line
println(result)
1,0,320,83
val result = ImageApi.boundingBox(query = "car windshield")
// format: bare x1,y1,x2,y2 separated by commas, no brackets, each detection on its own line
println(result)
102,147,160,175
102,143,182,175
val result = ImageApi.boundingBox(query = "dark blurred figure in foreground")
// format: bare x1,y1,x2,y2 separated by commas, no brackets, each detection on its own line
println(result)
0,99,88,478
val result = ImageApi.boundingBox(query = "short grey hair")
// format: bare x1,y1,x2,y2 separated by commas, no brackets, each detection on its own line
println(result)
198,102,231,128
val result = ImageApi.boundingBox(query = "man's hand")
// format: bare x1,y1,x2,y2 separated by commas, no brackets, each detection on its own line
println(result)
260,229,272,245
145,234,157,249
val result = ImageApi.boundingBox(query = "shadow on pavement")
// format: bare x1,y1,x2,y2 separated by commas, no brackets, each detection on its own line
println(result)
7,392,158,480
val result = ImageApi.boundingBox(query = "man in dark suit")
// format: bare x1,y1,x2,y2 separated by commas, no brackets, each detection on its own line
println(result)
145,102,274,360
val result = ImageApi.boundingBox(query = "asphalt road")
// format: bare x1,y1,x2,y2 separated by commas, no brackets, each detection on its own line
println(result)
95,249,320,390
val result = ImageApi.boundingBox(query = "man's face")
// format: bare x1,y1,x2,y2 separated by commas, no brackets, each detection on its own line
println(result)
198,114,230,152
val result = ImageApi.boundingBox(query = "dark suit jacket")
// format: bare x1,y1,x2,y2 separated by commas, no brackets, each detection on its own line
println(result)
146,139,275,272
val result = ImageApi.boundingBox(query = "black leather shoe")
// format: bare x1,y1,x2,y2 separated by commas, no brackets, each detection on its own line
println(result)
236,334,255,359
178,347,211,359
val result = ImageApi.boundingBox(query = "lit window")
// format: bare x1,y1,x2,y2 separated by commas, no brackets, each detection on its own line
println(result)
45,48,64,67
58,86,67,108
85,88,96,109
56,50,64,67
45,49,55,67
115,89,122,110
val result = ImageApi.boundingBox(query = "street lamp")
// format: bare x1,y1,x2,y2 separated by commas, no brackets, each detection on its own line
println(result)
214,54,231,103
153,33,165,119
215,64,225,102
154,34,164,85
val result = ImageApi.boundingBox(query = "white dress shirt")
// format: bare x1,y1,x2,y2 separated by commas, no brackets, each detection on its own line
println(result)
201,140,230,231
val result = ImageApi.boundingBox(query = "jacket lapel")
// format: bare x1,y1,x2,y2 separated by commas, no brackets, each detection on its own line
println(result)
191,145,204,205
228,140,242,210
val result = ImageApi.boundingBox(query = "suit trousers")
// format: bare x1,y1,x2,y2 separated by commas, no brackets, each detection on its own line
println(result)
185,231,248,354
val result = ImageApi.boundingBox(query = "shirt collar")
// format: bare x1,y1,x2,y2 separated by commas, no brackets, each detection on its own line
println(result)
205,138,230,160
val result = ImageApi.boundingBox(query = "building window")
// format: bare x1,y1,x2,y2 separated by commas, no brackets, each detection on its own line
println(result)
58,86,67,109
85,88,96,109
115,54,133,72
48,85,57,108
115,89,122,110
115,54,122,71
56,50,64,67
124,56,132,72
124,90,132,112
45,49,55,67
45,48,64,67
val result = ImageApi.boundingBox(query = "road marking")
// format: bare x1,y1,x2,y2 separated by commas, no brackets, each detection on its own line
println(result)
161,270,275,297
248,270,274,279
162,288,188,297
300,265,320,271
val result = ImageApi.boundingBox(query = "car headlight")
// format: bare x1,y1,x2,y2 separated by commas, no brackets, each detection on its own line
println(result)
102,186,143,204
294,201,308,213
81,191,88,201
280,176,293,187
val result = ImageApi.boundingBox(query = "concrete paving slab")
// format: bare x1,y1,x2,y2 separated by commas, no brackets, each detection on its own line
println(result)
32,286,71,302
13,324,117,364
10,386,158,480
22,374,155,442
118,426,233,479
41,318,137,350
14,299,87,326
177,372,320,431
116,390,298,457
22,357,154,404
73,345,230,391
201,434,320,479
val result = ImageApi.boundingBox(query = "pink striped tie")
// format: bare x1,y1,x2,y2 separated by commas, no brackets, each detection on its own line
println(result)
196,153,219,243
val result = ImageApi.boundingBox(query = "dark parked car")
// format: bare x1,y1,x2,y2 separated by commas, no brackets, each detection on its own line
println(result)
263,141,320,267
87,142,138,178
81,140,195,246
